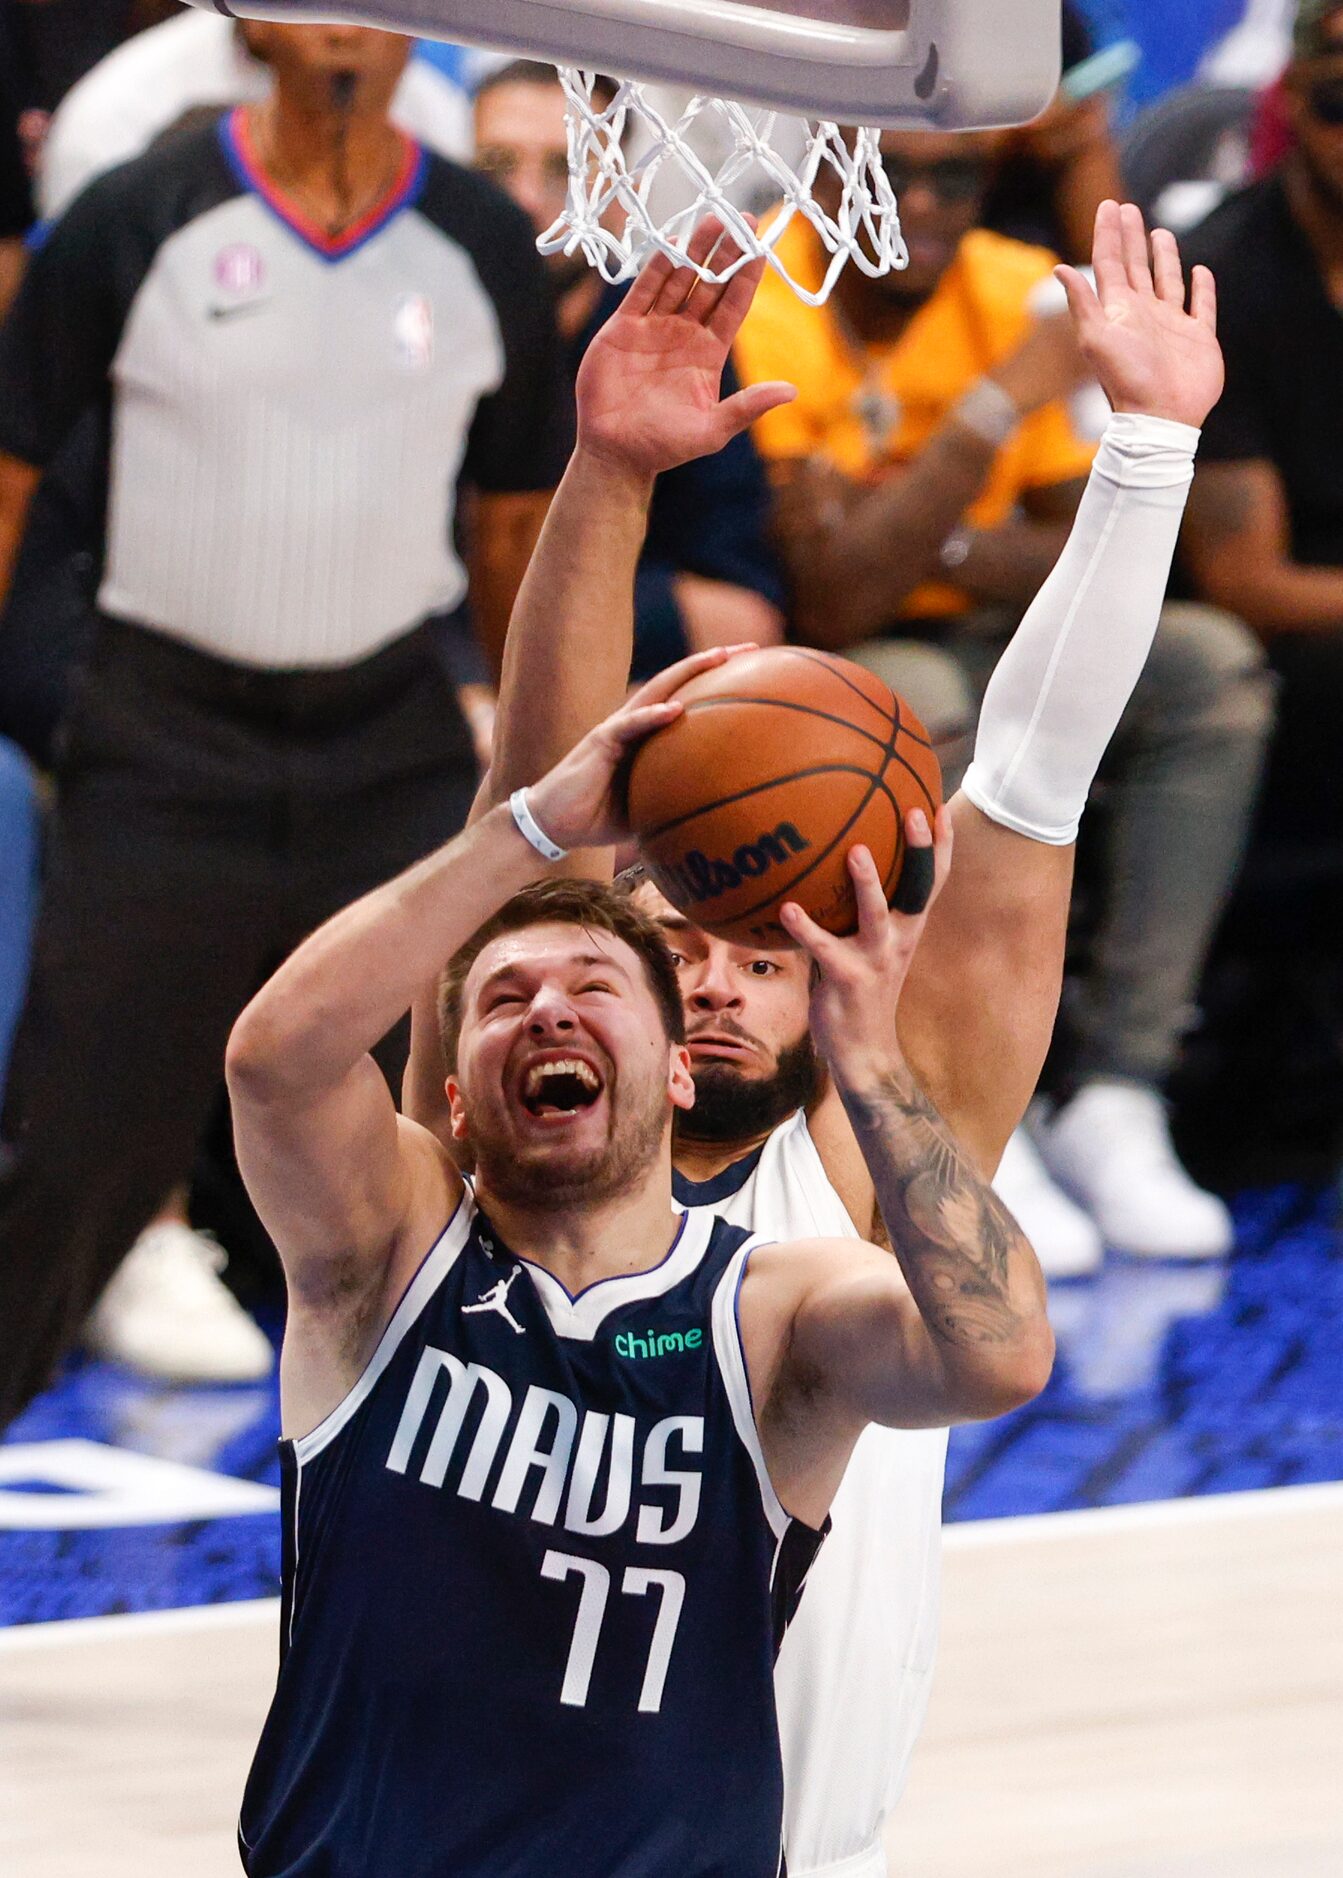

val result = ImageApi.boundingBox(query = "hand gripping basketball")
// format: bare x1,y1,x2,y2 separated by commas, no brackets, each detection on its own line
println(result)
778,813,953,1077
521,644,759,855
624,647,944,946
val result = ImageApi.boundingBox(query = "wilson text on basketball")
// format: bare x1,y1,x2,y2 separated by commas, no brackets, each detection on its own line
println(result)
658,821,811,906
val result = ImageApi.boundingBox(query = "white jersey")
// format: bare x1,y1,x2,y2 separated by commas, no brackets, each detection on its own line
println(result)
675,1110,948,1878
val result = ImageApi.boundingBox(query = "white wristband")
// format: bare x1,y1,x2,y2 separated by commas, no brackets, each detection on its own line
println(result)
509,789,568,863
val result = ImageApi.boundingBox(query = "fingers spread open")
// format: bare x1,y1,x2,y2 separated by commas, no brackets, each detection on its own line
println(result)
891,843,936,916
887,808,935,916
1090,199,1128,301
778,898,837,965
706,244,768,343
1120,201,1156,296
651,224,729,316
665,216,737,316
1190,262,1217,334
624,249,679,319
848,844,891,939
1150,227,1185,308
716,379,796,445
1054,263,1101,334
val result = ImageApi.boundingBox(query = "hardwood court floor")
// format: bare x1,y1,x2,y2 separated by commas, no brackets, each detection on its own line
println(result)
2,1485,1340,1877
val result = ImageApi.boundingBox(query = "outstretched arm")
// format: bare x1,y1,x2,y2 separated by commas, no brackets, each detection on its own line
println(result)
488,218,794,818
887,202,1225,1176
403,221,794,1132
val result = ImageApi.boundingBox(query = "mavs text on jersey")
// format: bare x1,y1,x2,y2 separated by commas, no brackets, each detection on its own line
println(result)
240,1194,825,1876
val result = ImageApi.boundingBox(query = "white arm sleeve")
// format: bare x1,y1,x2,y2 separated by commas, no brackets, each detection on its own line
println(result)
961,411,1200,846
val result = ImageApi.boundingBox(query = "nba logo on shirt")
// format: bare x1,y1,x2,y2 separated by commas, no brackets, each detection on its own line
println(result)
395,293,435,371
214,244,265,298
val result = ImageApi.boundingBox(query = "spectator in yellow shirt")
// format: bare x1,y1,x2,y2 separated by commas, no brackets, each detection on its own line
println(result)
736,131,1274,1276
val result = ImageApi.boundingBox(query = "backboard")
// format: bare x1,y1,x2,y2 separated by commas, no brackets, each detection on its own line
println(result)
187,0,1062,129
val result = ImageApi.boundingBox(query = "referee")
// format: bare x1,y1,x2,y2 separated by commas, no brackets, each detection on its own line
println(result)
0,23,571,1425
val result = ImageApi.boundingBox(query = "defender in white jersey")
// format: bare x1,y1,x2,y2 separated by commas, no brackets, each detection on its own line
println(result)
406,203,1227,1872
674,1111,945,1870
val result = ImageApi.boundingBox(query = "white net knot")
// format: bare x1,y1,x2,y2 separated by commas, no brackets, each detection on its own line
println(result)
539,71,907,309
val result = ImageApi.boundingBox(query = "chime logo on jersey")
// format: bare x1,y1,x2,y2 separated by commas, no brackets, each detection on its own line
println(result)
385,1345,704,1544
614,1326,704,1360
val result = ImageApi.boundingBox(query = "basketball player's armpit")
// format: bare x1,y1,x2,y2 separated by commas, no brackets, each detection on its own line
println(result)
838,1070,1053,1415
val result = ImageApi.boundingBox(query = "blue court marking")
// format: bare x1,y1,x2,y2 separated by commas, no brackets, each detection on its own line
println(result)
1,1183,1338,1627
945,1184,1342,1517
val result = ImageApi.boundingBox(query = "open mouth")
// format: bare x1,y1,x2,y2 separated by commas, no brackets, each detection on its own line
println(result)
520,1057,604,1120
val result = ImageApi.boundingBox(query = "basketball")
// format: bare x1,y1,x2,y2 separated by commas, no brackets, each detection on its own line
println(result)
625,647,943,946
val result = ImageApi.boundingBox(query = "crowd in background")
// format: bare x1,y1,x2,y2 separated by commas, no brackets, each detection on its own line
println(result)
0,0,1338,1408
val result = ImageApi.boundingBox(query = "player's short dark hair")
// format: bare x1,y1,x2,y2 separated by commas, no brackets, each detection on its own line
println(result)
439,876,685,1070
474,59,618,113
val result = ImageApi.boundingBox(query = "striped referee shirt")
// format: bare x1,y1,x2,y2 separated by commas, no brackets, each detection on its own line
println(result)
0,111,572,668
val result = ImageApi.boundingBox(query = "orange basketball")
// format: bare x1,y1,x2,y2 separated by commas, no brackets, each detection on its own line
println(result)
625,647,943,946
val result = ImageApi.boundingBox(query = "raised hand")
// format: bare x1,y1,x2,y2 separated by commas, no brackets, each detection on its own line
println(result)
575,217,796,479
777,809,954,1081
524,643,756,853
1055,200,1223,429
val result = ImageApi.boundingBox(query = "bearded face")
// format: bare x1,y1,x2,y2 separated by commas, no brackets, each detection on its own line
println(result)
449,923,690,1211
678,1030,823,1144
629,884,824,1148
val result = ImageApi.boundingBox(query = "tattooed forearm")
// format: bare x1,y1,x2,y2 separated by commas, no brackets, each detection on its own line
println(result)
840,1067,1046,1351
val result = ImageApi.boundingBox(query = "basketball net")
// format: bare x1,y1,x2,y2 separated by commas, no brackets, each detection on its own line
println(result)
538,69,908,307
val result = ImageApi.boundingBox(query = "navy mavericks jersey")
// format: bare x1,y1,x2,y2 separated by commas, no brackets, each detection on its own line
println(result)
239,1194,825,1877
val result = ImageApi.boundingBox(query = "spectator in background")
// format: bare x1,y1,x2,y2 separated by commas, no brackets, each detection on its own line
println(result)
0,5,32,315
35,3,472,220
1,4,484,773
1182,0,1343,867
473,60,786,679
982,0,1130,263
734,129,1275,1275
0,23,569,1422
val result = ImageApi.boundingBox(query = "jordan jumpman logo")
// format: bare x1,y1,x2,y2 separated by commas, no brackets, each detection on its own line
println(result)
463,1265,526,1336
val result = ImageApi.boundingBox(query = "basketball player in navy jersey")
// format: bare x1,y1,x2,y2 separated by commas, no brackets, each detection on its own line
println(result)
403,202,1226,1873
226,639,1052,1872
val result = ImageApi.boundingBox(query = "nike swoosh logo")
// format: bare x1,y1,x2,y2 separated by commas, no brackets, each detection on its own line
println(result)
207,301,267,321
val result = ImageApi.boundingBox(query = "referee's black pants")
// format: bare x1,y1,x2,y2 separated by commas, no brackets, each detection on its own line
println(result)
0,614,478,1428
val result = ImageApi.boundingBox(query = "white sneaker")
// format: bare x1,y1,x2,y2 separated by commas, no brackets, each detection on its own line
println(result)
1037,1081,1235,1261
993,1125,1103,1279
85,1222,274,1383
